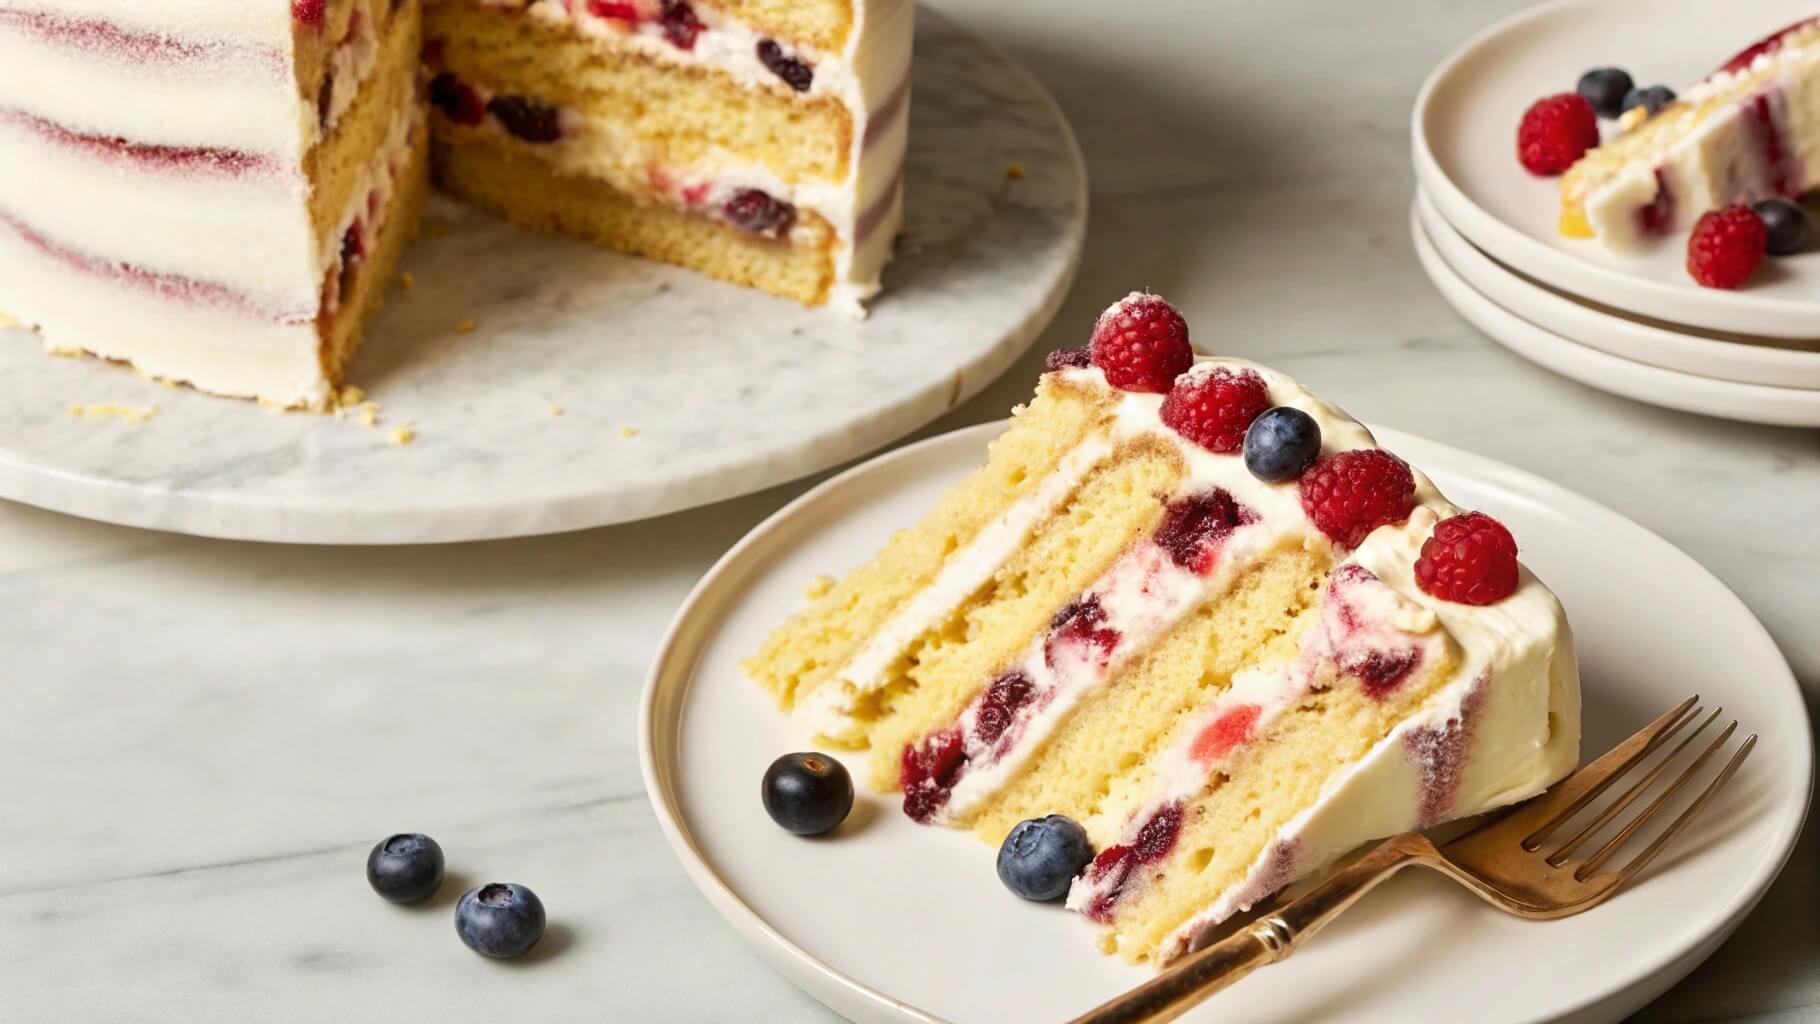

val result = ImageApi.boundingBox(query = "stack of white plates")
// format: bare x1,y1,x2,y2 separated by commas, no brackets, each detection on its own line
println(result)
1411,0,1820,427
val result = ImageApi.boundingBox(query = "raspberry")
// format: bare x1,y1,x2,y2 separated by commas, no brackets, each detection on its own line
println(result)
293,0,326,26
1088,292,1193,393
1044,347,1092,371
758,39,815,92
587,1,641,19
659,0,703,49
1298,449,1417,548
1414,511,1520,605
428,73,485,127
1517,93,1599,176
487,95,562,143
724,189,797,237
1160,365,1270,453
1687,205,1767,289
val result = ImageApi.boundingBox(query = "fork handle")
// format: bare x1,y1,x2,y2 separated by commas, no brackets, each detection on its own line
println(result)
1067,833,1434,1024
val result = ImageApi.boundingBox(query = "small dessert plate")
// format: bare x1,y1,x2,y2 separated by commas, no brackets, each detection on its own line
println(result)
1412,203,1820,427
1413,0,1820,338
640,422,1810,1023
1415,191,1820,389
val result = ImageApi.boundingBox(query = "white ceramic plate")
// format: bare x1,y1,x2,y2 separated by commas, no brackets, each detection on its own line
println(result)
1416,191,1820,389
0,10,1085,545
1413,0,1820,338
641,421,1811,1024
1412,203,1820,427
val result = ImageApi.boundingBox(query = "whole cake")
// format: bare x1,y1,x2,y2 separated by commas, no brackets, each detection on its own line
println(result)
745,293,1581,964
0,0,430,409
1560,17,1820,250
0,0,911,407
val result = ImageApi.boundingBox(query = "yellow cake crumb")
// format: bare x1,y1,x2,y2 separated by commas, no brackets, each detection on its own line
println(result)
360,402,380,428
804,575,836,600
389,424,416,445
68,402,157,425
550,404,565,417
455,319,478,334
0,310,21,329
1006,161,1027,181
621,426,639,438
338,385,366,408
400,271,416,291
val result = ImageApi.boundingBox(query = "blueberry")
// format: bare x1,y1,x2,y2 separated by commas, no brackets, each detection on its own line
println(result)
1577,67,1635,119
997,815,1095,901
455,883,546,959
1243,407,1322,483
1621,84,1676,118
365,833,444,904
762,752,854,835
1754,198,1810,256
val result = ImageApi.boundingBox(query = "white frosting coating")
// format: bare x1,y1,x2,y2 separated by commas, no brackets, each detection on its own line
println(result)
0,0,292,45
1579,23,1820,250
794,348,1578,953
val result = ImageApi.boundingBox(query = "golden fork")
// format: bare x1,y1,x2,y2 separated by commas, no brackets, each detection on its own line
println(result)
1071,696,1755,1024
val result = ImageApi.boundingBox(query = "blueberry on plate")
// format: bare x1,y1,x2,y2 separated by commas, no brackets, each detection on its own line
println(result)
1754,198,1810,256
1243,406,1322,483
455,883,546,959
1577,67,1635,119
1622,84,1676,118
997,815,1095,902
365,833,445,904
762,752,854,836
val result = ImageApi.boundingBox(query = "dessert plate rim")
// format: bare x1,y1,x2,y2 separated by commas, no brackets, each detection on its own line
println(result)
1411,199,1820,427
1415,189,1820,389
1412,0,1820,339
639,419,1811,1024
0,8,1088,545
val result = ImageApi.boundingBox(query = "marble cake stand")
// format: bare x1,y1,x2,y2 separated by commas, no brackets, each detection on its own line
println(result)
0,10,1085,544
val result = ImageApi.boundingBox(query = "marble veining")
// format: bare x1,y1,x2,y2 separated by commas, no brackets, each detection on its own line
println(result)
2,0,1817,1021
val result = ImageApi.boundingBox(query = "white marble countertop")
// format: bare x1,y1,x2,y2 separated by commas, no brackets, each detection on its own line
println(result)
4,1,1816,1020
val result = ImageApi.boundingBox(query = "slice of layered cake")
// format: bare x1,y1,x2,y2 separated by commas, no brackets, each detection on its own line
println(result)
745,293,1580,964
1560,17,1820,250
0,0,430,409
422,0,911,311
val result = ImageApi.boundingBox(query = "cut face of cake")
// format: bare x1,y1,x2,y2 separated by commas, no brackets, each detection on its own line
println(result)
1561,17,1820,250
0,0,430,409
744,293,1581,965
422,0,912,312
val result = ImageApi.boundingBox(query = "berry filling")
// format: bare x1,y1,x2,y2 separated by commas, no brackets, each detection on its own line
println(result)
1044,596,1121,671
1154,489,1255,574
758,38,815,92
659,0,703,50
900,727,965,823
429,72,485,126
722,189,798,238
1082,802,1185,921
487,95,563,143
293,0,326,27
1721,17,1820,73
1188,704,1261,764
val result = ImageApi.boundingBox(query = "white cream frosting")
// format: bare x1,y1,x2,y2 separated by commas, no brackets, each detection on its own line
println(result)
798,349,1578,954
1579,23,1820,250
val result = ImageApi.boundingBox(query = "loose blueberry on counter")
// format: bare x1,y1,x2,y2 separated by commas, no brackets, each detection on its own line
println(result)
997,815,1095,902
1576,67,1634,119
1242,406,1322,483
1621,84,1676,118
455,883,547,959
1754,198,1810,256
365,833,445,904
762,752,854,836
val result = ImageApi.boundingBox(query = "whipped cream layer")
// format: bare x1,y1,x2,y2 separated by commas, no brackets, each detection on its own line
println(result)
1571,20,1820,250
445,0,912,312
805,357,1577,954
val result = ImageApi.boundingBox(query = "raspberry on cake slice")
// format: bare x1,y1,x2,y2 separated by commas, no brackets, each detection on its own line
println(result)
744,291,1581,966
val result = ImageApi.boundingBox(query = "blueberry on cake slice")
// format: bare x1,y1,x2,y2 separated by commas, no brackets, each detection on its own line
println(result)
1561,17,1820,250
0,0,430,409
744,292,1581,965
422,0,912,312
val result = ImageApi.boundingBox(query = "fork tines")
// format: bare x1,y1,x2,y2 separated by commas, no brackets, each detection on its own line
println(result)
1516,696,1756,883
